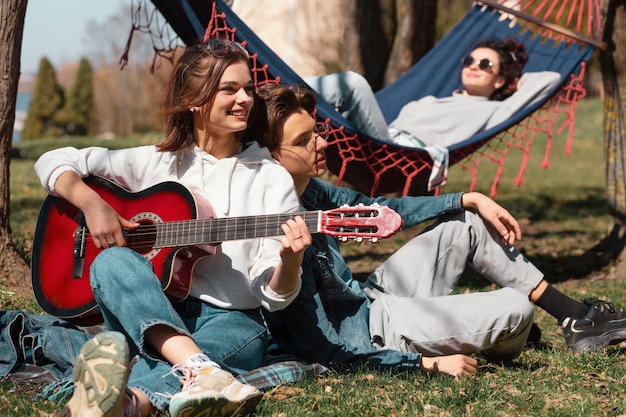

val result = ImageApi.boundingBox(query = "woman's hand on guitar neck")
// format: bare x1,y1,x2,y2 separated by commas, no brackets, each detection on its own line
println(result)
269,216,312,295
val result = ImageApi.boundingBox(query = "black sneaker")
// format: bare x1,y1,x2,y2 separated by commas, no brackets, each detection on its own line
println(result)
561,298,626,353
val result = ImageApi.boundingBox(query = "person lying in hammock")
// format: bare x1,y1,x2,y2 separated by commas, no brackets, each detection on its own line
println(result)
249,83,626,378
305,36,561,148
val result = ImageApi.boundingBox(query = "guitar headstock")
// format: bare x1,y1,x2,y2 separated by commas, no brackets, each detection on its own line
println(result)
319,204,402,242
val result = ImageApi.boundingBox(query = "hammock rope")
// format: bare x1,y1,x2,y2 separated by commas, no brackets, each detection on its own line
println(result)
133,0,601,197
481,0,604,48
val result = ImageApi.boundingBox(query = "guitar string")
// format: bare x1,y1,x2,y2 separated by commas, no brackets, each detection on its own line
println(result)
76,212,380,248
79,222,378,241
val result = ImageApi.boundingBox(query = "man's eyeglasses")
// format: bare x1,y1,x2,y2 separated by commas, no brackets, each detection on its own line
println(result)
207,39,249,59
281,122,330,152
461,55,494,73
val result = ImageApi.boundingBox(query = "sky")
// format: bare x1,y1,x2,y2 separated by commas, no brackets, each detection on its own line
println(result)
21,0,130,74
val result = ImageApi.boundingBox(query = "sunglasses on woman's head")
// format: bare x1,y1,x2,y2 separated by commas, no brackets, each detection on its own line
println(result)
461,55,494,73
207,39,249,59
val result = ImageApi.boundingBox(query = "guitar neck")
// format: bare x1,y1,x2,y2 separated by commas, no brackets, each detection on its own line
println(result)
151,211,321,248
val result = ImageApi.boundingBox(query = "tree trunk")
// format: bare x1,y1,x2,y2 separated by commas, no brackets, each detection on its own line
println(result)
0,0,33,296
230,0,437,91
598,0,626,278
356,0,437,90
385,0,437,85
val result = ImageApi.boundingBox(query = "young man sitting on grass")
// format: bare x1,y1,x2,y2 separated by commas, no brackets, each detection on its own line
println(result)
249,83,626,374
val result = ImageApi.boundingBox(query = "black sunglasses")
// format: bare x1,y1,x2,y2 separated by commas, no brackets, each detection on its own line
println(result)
207,39,249,59
461,55,494,73
181,39,250,79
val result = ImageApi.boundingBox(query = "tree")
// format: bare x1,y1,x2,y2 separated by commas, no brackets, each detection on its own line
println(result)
62,57,98,136
21,57,65,140
356,0,437,89
0,0,31,295
597,0,626,277
232,0,437,91
314,0,437,90
87,9,167,137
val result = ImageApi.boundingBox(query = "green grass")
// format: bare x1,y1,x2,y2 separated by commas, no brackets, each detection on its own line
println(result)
3,97,626,416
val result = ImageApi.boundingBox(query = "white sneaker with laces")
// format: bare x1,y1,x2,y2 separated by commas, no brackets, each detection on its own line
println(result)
168,364,263,417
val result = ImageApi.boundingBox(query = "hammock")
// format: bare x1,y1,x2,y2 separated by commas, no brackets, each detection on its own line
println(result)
141,0,601,197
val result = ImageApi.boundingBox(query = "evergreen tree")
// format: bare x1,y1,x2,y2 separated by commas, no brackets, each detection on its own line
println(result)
62,57,98,135
21,57,64,140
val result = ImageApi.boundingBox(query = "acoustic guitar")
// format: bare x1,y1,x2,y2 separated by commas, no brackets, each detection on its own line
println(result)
31,176,402,325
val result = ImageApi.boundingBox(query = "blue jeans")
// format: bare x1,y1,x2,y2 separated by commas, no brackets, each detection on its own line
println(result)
305,71,392,140
90,247,267,413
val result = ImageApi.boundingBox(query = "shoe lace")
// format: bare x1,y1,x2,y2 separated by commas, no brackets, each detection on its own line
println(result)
169,364,211,392
582,298,616,313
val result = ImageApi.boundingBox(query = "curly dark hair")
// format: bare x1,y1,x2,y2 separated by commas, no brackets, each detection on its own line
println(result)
473,36,528,100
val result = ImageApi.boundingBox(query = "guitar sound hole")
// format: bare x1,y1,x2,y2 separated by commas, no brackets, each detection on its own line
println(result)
126,222,157,255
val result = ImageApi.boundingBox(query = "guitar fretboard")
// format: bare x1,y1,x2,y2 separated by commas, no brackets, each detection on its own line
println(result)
137,211,322,248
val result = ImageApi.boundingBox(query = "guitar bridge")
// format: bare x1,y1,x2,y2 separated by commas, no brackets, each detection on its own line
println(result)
72,225,87,279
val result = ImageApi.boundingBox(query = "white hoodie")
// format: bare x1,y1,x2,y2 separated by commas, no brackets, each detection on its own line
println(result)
34,141,302,312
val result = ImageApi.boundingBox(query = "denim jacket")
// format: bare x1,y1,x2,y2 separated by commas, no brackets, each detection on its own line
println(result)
264,178,463,371
302,177,462,228
0,309,327,402
0,310,99,380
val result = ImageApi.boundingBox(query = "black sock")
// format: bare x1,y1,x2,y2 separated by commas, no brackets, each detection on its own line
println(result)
534,284,589,323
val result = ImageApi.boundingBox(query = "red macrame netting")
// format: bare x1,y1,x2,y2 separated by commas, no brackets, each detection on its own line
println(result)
451,63,589,197
128,0,602,197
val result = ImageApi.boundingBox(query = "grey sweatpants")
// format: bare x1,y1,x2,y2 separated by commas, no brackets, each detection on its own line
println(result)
364,210,542,360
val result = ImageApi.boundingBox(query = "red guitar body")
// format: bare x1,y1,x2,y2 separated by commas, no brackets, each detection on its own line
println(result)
31,177,210,325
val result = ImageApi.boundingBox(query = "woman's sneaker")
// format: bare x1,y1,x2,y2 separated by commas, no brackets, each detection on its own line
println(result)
169,364,263,417
60,331,131,417
561,298,626,353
